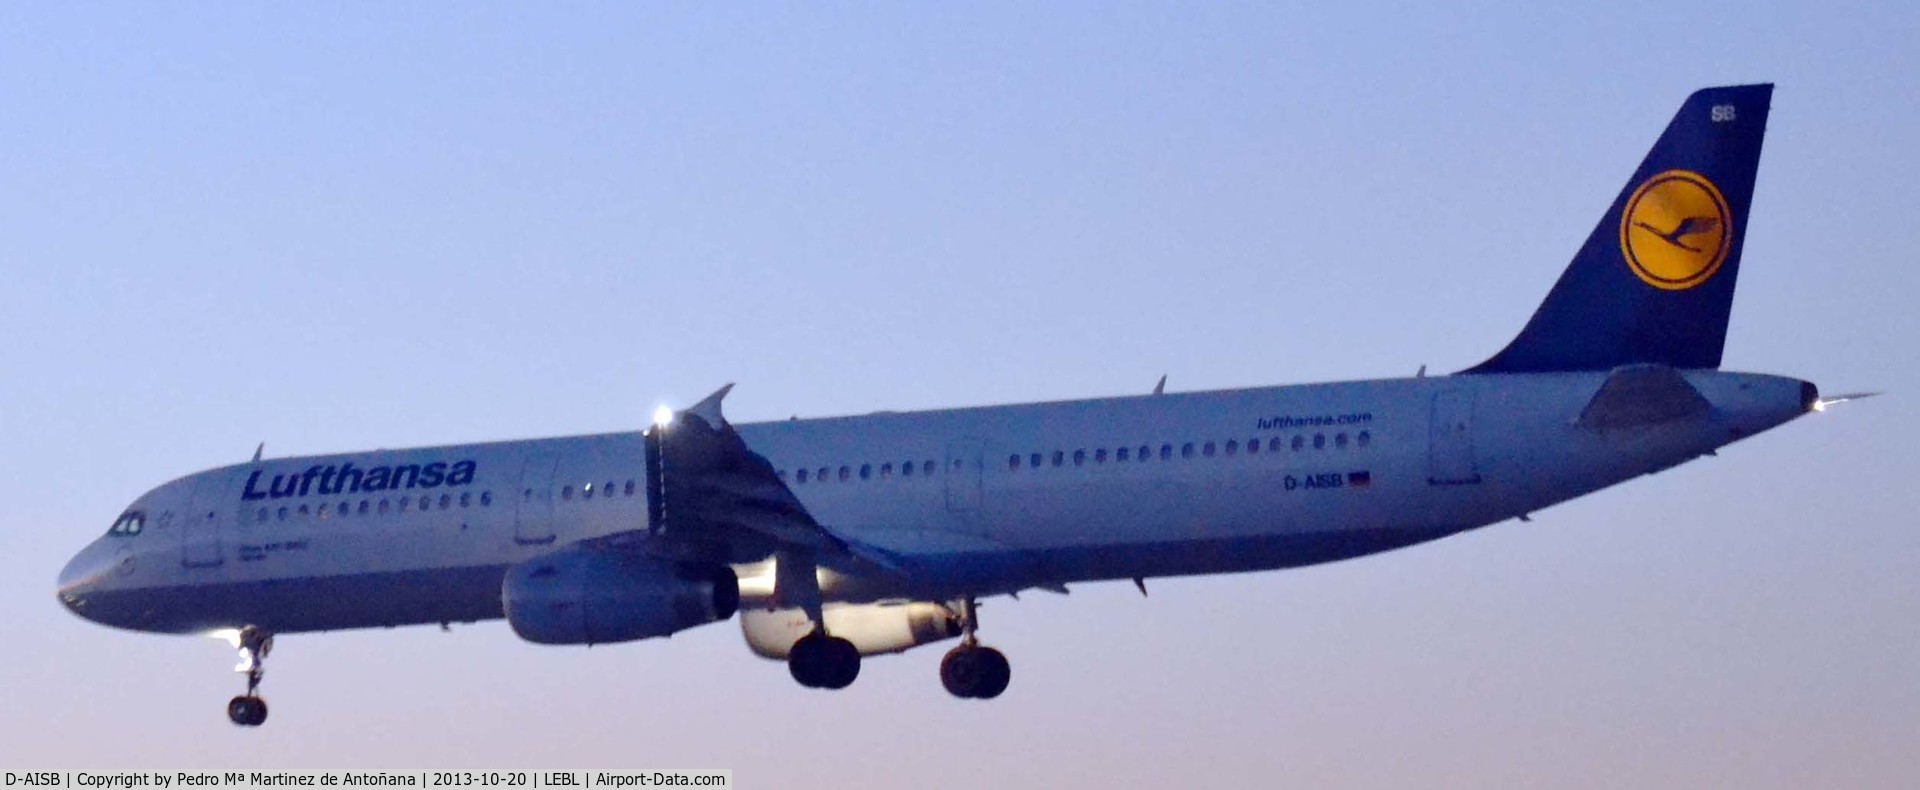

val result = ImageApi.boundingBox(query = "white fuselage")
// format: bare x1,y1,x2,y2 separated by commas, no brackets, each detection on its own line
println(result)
56,369,1812,636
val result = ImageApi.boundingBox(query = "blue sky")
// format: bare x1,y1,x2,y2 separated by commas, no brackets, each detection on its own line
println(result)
4,3,1915,787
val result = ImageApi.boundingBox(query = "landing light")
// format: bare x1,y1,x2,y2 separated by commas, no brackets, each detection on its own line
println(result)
206,628,243,649
653,404,675,429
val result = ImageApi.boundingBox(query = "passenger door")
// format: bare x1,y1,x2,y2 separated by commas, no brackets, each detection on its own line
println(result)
514,453,558,545
1427,389,1483,485
944,438,984,514
180,472,231,569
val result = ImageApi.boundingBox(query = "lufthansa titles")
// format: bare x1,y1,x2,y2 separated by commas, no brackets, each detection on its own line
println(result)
242,460,478,501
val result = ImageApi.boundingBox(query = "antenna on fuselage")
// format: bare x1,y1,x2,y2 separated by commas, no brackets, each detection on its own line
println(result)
251,442,264,462
1152,375,1167,395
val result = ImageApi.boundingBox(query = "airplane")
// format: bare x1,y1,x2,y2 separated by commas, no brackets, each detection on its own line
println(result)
58,83,1843,727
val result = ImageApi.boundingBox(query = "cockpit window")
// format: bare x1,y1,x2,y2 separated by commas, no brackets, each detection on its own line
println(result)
107,511,145,536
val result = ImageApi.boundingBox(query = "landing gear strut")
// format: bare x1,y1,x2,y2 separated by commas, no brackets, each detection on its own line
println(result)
940,596,1010,700
788,627,861,690
226,627,271,727
777,550,861,690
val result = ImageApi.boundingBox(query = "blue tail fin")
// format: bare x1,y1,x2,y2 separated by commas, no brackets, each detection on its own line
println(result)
1465,84,1772,374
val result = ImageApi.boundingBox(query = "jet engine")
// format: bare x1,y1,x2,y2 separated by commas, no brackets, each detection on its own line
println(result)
742,602,961,659
503,546,738,645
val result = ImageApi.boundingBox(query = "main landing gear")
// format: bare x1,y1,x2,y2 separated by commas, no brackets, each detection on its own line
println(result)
788,628,860,689
782,595,1009,699
226,626,271,727
940,597,1010,700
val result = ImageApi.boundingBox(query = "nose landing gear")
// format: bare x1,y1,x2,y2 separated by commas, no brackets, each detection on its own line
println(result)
939,596,1010,700
226,626,271,727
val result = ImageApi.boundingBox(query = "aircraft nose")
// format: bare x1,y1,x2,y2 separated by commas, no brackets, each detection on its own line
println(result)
1801,379,1820,413
56,541,113,619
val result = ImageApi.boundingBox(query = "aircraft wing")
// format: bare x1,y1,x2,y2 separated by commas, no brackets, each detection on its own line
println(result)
638,385,903,576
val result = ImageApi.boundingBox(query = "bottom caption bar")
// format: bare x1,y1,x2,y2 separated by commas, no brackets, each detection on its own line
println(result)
6,773,731,790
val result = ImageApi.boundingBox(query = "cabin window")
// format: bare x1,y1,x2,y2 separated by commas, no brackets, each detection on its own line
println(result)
1160,444,1173,461
1117,447,1130,462
478,493,491,507
796,468,810,483
562,485,574,501
1052,451,1065,467
317,503,329,520
1357,430,1372,448
439,494,451,510
625,480,637,496
1030,453,1042,469
298,504,309,518
1181,443,1195,459
256,508,268,523
1313,433,1326,450
1009,455,1021,470
583,482,594,500
1225,440,1238,456
1335,433,1349,449
460,492,471,508
860,464,872,480
399,497,412,512
420,495,432,511
1246,437,1259,455
378,500,390,515
902,461,914,477
606,481,617,497
1096,448,1108,464
1073,449,1086,466
339,500,352,516
1291,435,1305,451
818,467,830,482
839,466,851,482
1203,441,1216,457
278,507,289,521
923,460,937,476
881,463,894,479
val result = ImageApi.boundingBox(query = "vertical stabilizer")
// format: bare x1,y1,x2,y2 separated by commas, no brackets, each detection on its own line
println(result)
1465,84,1772,374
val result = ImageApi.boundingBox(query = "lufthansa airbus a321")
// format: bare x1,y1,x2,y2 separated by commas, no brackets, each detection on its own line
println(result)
59,84,1853,726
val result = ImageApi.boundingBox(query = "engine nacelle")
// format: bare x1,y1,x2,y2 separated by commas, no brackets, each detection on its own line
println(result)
503,546,738,646
741,602,961,659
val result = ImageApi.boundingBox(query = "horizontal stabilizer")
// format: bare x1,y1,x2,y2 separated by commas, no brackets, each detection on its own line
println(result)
1575,365,1710,430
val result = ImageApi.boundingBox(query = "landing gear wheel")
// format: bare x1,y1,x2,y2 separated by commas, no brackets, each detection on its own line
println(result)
939,596,1010,699
971,646,1010,699
818,635,860,689
940,645,1011,699
788,632,861,690
940,646,979,697
227,695,267,726
788,633,825,688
